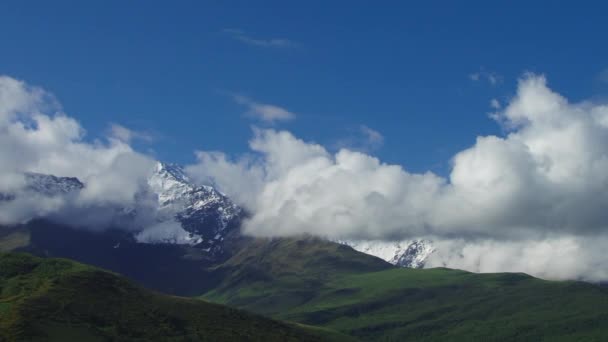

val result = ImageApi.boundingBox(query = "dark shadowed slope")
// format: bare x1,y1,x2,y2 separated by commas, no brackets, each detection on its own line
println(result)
0,253,350,342
1,221,231,296
203,237,608,341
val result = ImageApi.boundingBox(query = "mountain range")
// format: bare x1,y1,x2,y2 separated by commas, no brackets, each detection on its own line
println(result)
4,163,608,340
1,162,433,269
3,237,608,341
0,252,346,341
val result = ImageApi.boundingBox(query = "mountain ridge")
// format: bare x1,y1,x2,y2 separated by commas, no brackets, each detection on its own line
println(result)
201,236,608,341
1,163,433,268
1,163,433,269
0,252,348,341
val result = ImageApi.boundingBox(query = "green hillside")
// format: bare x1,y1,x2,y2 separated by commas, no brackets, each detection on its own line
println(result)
0,252,349,342
204,237,391,316
5,231,608,341
203,238,608,341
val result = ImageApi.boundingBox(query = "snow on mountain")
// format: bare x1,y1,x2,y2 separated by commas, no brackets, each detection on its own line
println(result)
146,163,435,265
4,163,242,252
0,173,83,202
24,172,84,196
8,164,435,266
148,162,241,230
339,239,434,268
141,162,243,250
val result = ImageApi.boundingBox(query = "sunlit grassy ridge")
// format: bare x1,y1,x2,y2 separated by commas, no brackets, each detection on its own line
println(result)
203,237,608,341
0,252,349,341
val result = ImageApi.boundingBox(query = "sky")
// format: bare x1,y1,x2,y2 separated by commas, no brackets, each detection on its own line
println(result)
3,1,608,281
1,1,607,175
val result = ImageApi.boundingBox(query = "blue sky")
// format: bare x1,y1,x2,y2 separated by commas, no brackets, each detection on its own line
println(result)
2,1,607,175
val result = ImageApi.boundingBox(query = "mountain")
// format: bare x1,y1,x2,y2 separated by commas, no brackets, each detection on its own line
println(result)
202,237,608,341
0,172,83,201
1,163,433,270
144,162,243,256
337,239,434,268
0,252,348,341
204,237,393,316
0,163,249,295
3,162,245,251
4,165,608,340
23,172,84,196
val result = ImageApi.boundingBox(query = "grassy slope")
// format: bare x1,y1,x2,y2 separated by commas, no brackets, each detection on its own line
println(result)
203,238,608,341
0,252,351,342
204,237,392,315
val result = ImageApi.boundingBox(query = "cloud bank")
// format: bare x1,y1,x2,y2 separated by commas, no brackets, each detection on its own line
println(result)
3,73,608,280
187,74,608,280
0,75,156,227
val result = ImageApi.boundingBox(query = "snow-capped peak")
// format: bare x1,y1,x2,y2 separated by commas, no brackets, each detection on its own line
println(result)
154,162,191,185
0,172,83,202
338,239,435,268
148,162,220,208
23,172,84,196
144,162,242,247
149,162,196,207
5,163,242,251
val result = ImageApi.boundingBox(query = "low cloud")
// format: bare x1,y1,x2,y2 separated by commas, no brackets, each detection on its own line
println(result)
0,75,157,227
426,236,608,281
233,94,296,123
188,74,608,280
135,220,201,245
5,73,608,280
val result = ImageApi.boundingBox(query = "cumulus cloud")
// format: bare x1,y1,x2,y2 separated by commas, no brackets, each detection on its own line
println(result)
426,236,608,281
233,94,296,123
0,75,157,227
188,128,444,239
222,28,297,48
187,74,608,280
5,73,608,280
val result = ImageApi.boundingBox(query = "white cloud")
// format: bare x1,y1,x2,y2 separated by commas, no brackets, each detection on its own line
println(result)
135,220,201,245
233,94,296,123
426,236,608,281
5,73,608,280
0,75,156,226
359,125,384,150
490,98,501,109
187,74,608,280
108,123,153,143
222,28,297,48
